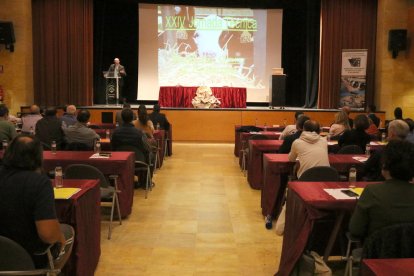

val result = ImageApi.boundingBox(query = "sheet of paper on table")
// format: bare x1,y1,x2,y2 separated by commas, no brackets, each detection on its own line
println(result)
89,153,110,159
352,156,368,162
324,188,358,200
54,188,81,199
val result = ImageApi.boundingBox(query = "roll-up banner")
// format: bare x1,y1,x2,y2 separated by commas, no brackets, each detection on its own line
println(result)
339,49,367,109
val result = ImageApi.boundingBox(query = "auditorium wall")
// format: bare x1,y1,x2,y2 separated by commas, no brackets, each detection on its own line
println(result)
376,0,414,120
0,0,33,116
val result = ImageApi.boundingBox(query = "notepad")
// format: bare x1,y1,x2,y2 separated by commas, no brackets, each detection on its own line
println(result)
324,188,358,200
54,188,81,199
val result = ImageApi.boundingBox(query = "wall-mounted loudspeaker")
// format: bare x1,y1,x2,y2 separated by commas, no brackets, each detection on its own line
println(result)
388,29,407,58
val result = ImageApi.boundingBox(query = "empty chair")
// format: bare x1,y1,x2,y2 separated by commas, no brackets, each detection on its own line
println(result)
0,224,74,275
344,222,414,276
337,145,364,154
298,166,340,182
64,164,121,239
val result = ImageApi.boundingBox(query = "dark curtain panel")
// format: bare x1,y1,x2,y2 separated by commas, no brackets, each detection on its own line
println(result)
319,0,377,109
93,0,138,104
304,0,320,108
32,0,93,106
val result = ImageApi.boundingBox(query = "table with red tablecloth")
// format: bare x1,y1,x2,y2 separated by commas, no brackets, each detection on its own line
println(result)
43,151,135,218
361,258,414,275
158,86,246,108
261,154,366,219
54,179,101,276
277,181,378,276
247,140,282,189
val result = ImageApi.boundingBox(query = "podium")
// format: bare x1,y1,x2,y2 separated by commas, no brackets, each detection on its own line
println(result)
103,71,122,105
269,74,286,109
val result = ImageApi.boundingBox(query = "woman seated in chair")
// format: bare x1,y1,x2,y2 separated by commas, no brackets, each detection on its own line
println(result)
349,140,414,239
329,110,350,140
338,114,371,152
133,105,154,139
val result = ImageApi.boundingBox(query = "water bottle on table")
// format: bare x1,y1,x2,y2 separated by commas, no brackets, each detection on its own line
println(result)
55,166,63,188
348,166,357,188
51,140,57,154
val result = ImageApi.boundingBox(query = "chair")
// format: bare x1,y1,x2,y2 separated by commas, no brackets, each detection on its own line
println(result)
240,134,269,176
337,145,364,154
64,164,121,239
163,131,170,158
0,224,74,276
113,144,153,199
298,166,340,182
344,222,414,276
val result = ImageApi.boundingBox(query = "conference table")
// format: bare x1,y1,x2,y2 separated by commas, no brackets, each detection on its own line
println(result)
54,179,101,276
261,154,367,220
277,181,378,276
43,151,135,218
361,258,414,275
158,86,247,108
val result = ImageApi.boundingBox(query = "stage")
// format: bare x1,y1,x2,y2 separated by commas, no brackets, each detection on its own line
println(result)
77,105,385,143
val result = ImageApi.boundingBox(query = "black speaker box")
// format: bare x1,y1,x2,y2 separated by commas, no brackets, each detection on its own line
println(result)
101,112,114,124
0,21,15,44
269,75,286,107
388,29,407,51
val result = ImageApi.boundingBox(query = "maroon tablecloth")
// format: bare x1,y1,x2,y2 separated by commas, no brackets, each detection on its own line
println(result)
247,140,282,189
43,151,135,218
158,86,246,108
261,154,366,219
238,131,281,167
234,125,284,157
54,179,101,276
277,181,376,276
361,258,414,276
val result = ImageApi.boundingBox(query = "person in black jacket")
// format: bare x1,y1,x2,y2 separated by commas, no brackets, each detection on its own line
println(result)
338,114,371,152
278,115,310,154
149,104,170,131
35,107,65,149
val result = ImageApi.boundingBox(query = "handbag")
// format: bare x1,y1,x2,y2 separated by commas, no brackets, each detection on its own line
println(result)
291,251,332,276
275,203,286,236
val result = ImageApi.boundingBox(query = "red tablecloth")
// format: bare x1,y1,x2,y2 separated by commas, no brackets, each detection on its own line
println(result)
361,258,414,275
158,86,246,108
277,181,377,276
238,131,281,167
261,154,367,219
247,140,282,189
43,151,135,218
55,179,101,276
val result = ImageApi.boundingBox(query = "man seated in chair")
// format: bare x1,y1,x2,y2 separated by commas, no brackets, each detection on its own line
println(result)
288,120,330,179
149,104,170,131
0,135,66,268
278,115,310,154
35,106,65,150
349,140,414,239
21,104,43,134
111,108,152,187
63,109,100,149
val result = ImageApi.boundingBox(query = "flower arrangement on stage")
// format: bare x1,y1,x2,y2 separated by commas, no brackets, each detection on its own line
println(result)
191,86,221,108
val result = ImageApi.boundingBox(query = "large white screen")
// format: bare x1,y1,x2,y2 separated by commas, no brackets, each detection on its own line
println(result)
138,4,282,102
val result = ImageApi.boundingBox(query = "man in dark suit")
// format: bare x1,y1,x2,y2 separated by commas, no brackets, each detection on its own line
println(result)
149,104,170,131
278,115,310,153
107,58,126,102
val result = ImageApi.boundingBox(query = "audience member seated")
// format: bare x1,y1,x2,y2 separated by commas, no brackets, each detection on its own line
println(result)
288,120,330,178
63,109,99,149
0,105,17,143
338,114,371,152
404,118,414,144
365,117,380,138
60,105,77,128
35,107,65,150
367,104,380,128
329,110,350,139
278,115,310,154
349,140,414,238
116,103,137,126
133,105,155,138
21,104,43,134
362,120,409,181
149,104,170,131
0,135,66,268
279,111,303,140
0,104,22,125
342,106,354,128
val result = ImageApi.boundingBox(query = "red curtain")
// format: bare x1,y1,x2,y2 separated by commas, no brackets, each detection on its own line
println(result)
32,0,93,106
319,0,377,109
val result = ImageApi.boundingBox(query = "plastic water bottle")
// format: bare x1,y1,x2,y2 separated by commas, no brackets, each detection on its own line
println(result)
365,144,371,158
55,166,63,188
156,123,160,130
2,139,8,151
29,126,34,136
105,129,110,139
51,140,57,154
381,132,386,143
349,166,357,188
94,139,101,154
264,122,267,131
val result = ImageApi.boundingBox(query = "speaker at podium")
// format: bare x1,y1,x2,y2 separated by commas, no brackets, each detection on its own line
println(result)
269,69,286,108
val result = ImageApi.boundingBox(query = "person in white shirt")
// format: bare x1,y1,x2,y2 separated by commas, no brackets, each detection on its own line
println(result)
279,111,304,140
288,120,330,178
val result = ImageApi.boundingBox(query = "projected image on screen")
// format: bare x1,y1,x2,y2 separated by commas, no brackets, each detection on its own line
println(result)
138,4,282,102
158,7,263,88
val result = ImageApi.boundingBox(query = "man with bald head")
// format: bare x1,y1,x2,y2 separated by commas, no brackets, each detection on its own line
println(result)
288,120,330,178
107,57,127,103
21,104,43,134
61,104,77,128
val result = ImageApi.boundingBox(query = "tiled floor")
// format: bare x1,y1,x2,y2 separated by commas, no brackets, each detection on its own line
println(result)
95,143,282,275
